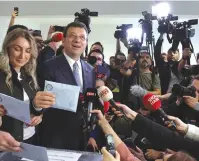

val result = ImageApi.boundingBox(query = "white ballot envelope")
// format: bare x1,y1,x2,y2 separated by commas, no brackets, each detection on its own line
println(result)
0,93,31,124
44,81,80,113
13,143,49,161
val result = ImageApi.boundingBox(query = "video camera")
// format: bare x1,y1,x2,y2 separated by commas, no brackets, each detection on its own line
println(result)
114,24,132,39
74,8,98,33
172,19,198,41
157,14,178,34
128,39,142,54
172,84,196,97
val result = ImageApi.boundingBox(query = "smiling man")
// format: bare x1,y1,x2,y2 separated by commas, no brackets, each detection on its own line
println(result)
38,22,95,150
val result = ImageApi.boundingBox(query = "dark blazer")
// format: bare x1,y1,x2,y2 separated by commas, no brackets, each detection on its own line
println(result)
0,67,43,142
132,114,199,159
38,54,95,150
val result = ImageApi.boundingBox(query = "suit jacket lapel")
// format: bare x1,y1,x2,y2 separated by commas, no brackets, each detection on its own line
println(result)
57,55,77,85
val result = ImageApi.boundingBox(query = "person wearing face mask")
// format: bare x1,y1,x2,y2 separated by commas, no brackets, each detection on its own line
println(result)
88,49,110,80
0,29,55,145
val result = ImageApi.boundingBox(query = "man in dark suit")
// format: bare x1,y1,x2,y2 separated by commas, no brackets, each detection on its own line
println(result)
38,22,95,150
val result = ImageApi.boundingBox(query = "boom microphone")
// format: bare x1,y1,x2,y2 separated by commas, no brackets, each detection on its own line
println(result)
97,86,128,120
44,32,63,44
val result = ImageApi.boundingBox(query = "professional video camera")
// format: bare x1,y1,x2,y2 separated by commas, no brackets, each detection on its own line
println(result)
114,24,133,39
128,38,142,54
182,65,199,77
172,84,196,97
74,8,98,33
169,19,198,52
139,11,157,44
172,19,198,41
157,14,178,34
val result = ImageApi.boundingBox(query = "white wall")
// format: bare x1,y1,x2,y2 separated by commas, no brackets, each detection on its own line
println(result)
0,15,198,64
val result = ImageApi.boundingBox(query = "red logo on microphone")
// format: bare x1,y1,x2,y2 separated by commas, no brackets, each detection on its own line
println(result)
99,88,109,98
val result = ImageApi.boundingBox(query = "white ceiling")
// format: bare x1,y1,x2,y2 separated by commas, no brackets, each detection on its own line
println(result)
0,1,199,17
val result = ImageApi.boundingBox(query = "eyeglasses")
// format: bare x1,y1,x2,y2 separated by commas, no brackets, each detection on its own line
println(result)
68,33,87,41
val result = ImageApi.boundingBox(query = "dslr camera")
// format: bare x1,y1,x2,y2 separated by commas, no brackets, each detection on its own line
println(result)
172,84,196,97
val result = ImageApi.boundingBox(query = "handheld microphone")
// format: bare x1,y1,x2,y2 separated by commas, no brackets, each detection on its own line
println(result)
43,33,63,44
97,86,128,120
143,93,176,130
84,88,98,123
105,79,118,91
103,101,110,114
130,85,148,98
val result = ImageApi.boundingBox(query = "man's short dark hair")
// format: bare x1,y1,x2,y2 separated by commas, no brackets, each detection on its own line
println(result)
168,47,179,53
90,42,104,53
63,22,88,38
7,24,28,34
88,49,104,60
115,52,126,60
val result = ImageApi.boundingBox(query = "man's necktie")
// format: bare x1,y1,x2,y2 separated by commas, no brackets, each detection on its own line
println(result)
73,62,81,87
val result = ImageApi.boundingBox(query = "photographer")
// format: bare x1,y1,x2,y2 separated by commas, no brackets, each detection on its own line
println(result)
165,76,199,125
154,34,182,95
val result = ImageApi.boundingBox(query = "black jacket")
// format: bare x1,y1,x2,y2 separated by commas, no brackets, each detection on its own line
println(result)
38,55,95,150
132,114,199,159
0,67,43,142
154,38,180,94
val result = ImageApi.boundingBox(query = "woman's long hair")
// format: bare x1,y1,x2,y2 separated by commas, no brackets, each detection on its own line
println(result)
0,28,39,92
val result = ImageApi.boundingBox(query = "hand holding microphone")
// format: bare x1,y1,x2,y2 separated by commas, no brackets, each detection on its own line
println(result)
131,85,177,130
97,86,128,120
44,32,63,44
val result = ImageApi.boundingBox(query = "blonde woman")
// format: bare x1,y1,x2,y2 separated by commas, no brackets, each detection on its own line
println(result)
0,29,55,145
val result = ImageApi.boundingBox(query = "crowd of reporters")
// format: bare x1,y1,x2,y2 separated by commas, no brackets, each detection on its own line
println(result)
0,10,199,161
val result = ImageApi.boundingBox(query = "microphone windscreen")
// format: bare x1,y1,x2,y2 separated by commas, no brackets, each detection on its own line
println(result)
143,93,161,111
104,101,110,113
130,85,148,97
52,33,63,42
97,86,113,102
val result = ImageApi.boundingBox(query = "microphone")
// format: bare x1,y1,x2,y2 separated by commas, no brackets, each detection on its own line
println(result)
142,93,176,130
43,33,63,44
84,88,98,123
105,79,118,91
130,85,148,97
97,86,128,120
104,101,110,114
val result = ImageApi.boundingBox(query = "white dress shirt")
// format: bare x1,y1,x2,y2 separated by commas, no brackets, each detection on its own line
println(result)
17,73,35,140
64,53,83,92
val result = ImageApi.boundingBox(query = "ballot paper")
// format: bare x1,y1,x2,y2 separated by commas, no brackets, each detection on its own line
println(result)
13,143,48,161
47,149,82,161
44,80,80,113
13,143,82,161
0,93,31,124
